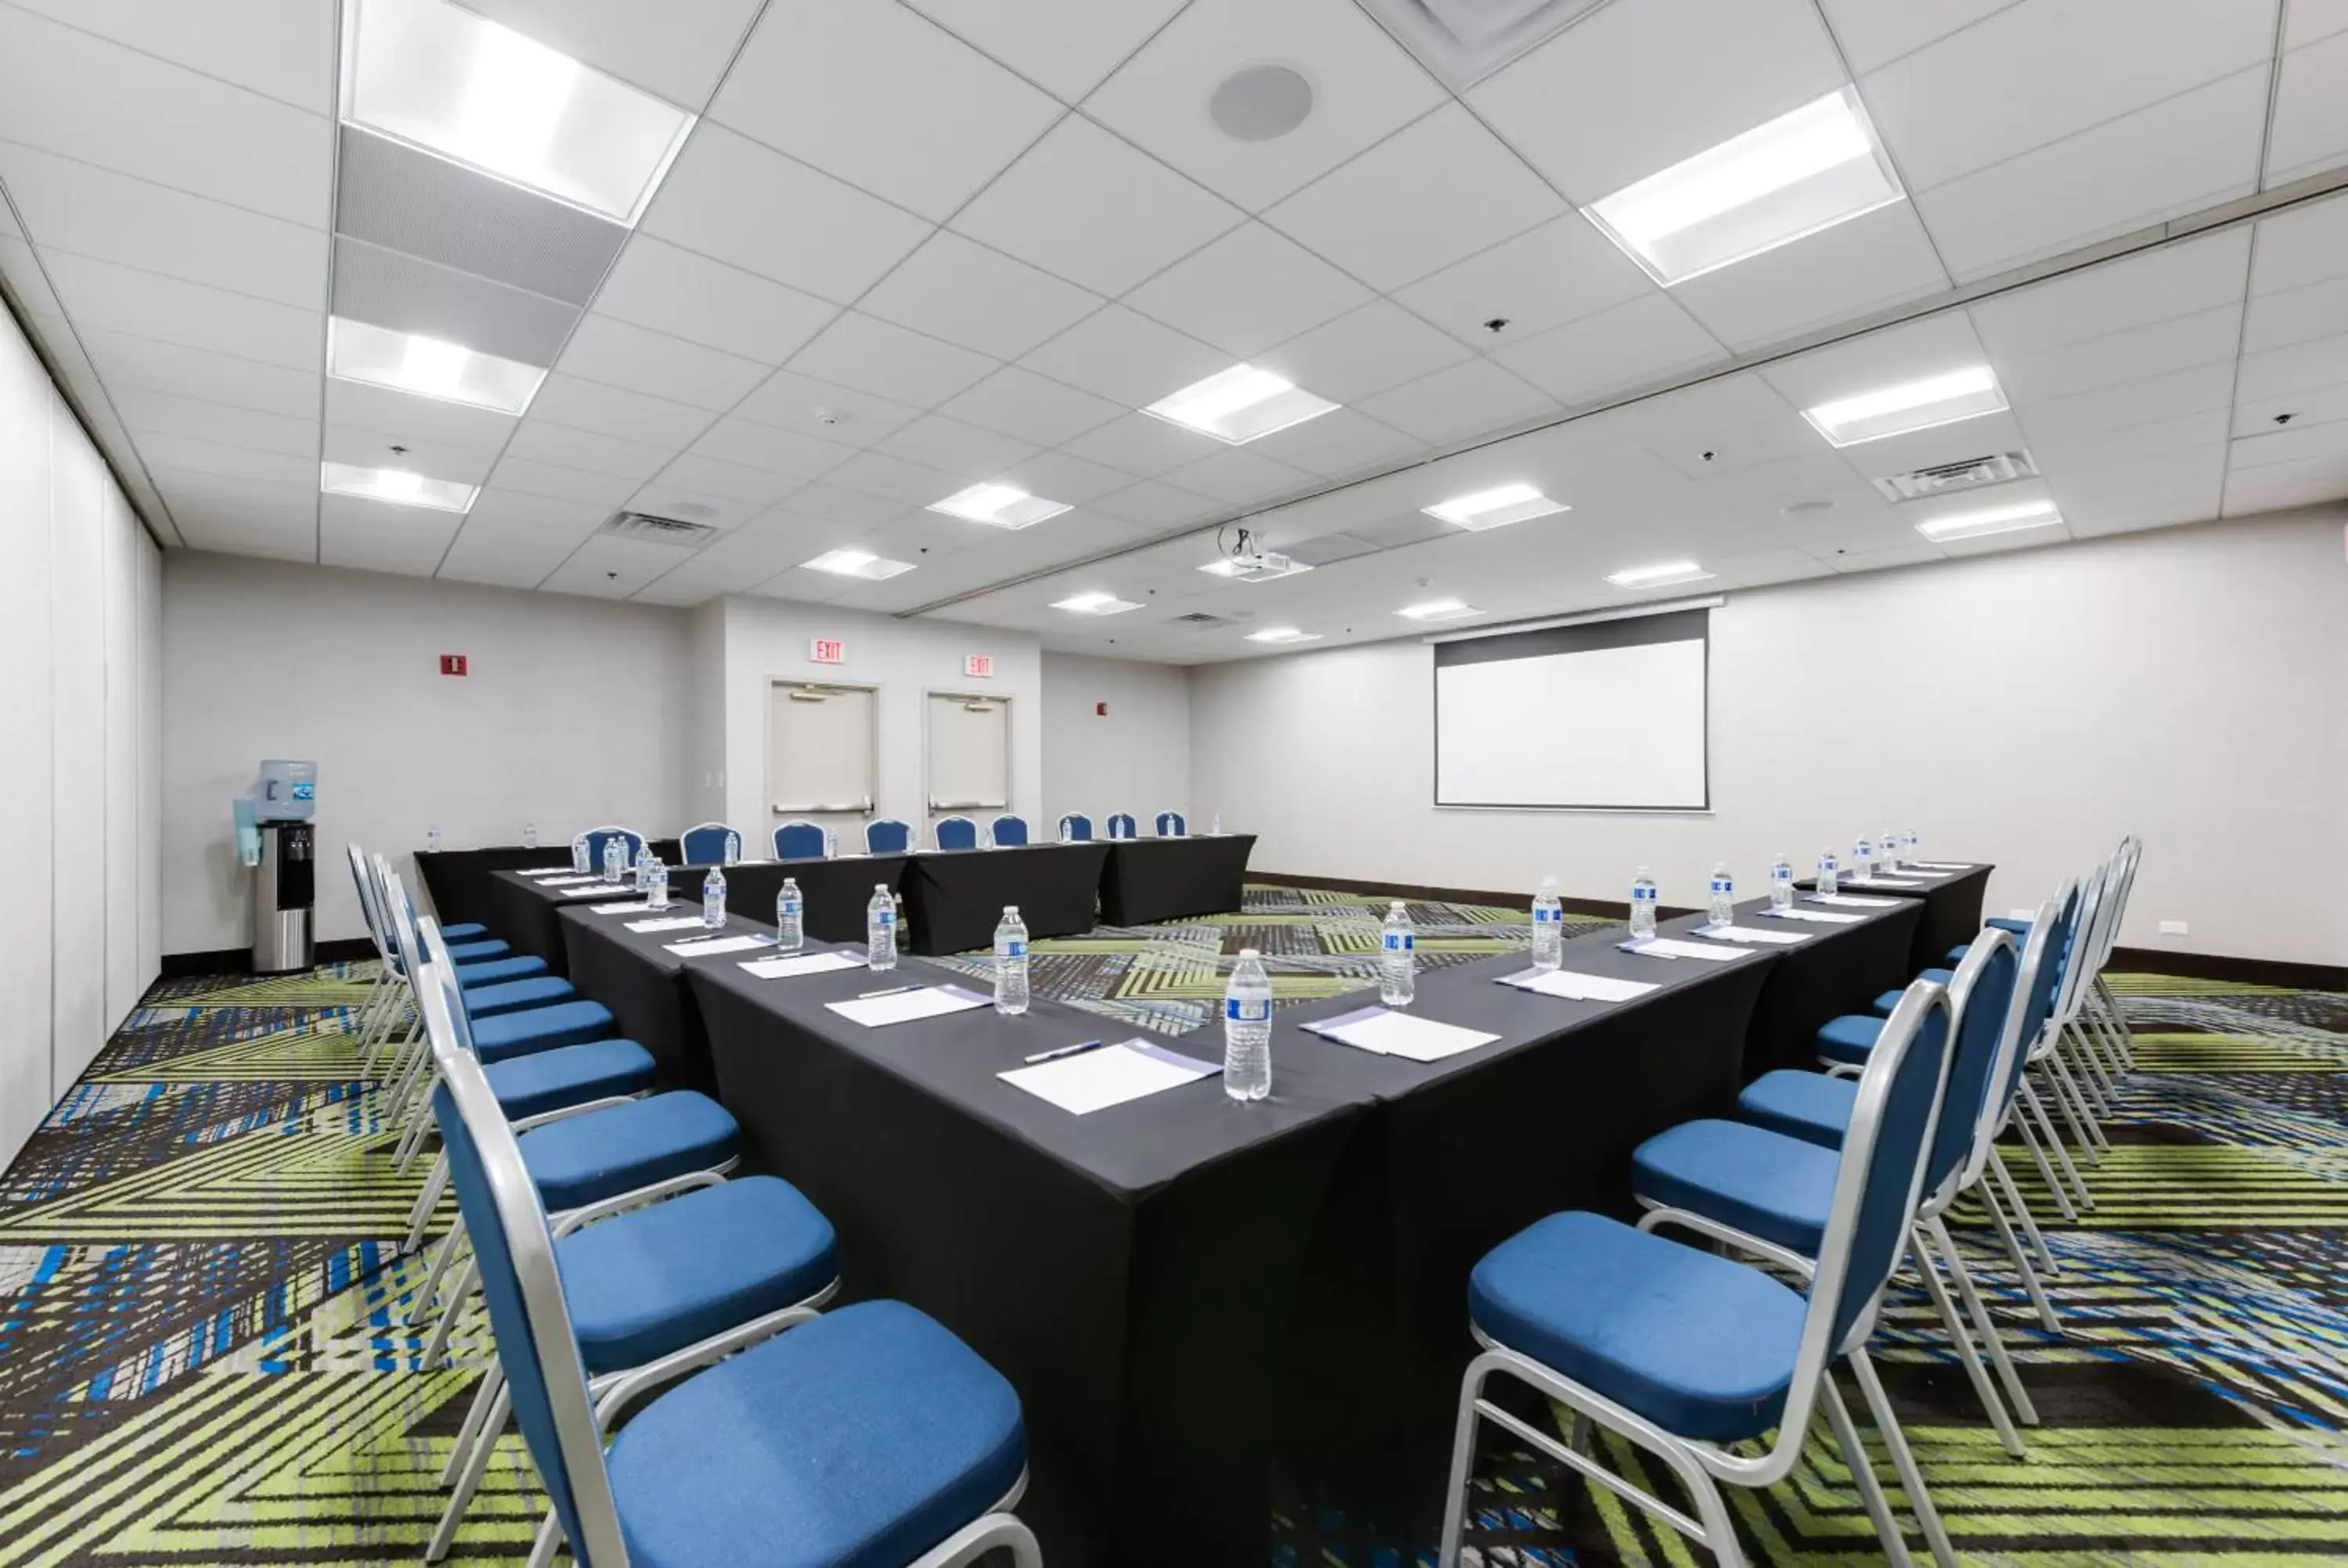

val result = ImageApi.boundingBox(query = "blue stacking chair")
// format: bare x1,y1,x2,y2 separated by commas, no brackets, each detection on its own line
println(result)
1637,930,2039,1463
933,815,979,851
678,823,740,865
1154,811,1187,837
412,965,1043,1568
771,820,826,860
1104,812,1137,840
575,825,648,872
364,854,553,1095
990,814,1028,847
1057,813,1093,843
1436,981,1958,1568
866,818,913,854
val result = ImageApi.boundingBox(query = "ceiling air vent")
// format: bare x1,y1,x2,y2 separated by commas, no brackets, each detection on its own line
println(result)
1354,0,1608,87
1170,612,1236,628
597,510,721,548
1871,451,2040,503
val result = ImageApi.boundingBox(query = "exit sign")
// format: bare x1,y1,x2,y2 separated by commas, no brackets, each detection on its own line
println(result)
810,638,845,665
964,653,994,678
439,654,468,676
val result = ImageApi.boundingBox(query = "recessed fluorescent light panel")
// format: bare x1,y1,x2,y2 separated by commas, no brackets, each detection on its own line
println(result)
927,484,1071,530
320,462,477,512
1397,598,1479,621
1606,560,1715,589
342,0,695,225
1423,483,1568,531
1586,86,1904,286
802,548,914,581
1915,499,2062,542
1244,626,1323,644
1144,365,1339,444
329,318,546,415
1802,365,2008,448
1052,592,1142,615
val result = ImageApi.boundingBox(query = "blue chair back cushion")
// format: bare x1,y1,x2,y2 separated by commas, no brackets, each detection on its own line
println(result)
990,815,1028,847
1924,943,2018,1192
679,825,737,865
866,819,913,855
582,828,646,869
1155,811,1187,836
1831,1005,1950,1347
1106,813,1136,840
1058,814,1092,842
934,818,978,851
773,822,827,860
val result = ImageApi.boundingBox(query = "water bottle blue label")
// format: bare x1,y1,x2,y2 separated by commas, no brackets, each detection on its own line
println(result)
1004,940,1025,958
1534,907,1560,923
1383,932,1413,951
876,912,895,928
1711,878,1730,894
783,900,801,915
1226,998,1271,1022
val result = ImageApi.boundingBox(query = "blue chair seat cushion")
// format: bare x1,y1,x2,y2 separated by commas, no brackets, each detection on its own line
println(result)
448,938,513,962
463,975,577,1020
557,1176,840,1373
1632,1120,1838,1257
456,955,549,989
483,1038,657,1121
517,1091,740,1212
1871,989,1905,1016
442,922,490,941
1920,967,1956,986
1737,1070,1856,1151
606,1300,1027,1568
469,999,615,1063
1467,1212,1806,1444
1946,945,1972,964
1818,1012,1885,1064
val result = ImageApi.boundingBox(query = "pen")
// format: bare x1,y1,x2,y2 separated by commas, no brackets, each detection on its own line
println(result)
857,984,922,998
1023,1039,1104,1066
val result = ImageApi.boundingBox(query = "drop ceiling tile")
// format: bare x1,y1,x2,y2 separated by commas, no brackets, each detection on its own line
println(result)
488,455,644,508
556,315,775,412
164,484,317,558
109,386,317,457
1912,66,2268,281
639,124,933,304
2026,406,2233,471
949,116,1244,296
503,419,679,481
1602,373,1819,478
1161,446,1315,505
2235,329,2348,404
1969,228,2251,358
2058,471,2225,536
2220,448,2348,513
769,480,912,528
1265,105,1567,293
131,430,314,488
873,413,1041,477
321,423,499,487
466,488,611,537
640,452,806,508
939,366,1126,447
616,482,769,529
1056,409,1228,476
149,462,315,523
992,449,1142,505
826,448,963,506
461,0,765,107
902,0,1187,101
2287,0,2348,49
2251,192,2348,296
1863,0,2275,192
2229,419,2348,469
1492,293,1727,406
1759,307,1994,410
787,312,999,409
1671,202,1950,351
1356,358,1558,444
1250,300,1470,408
1244,408,1425,478
1391,214,1656,351
541,535,693,598
438,545,563,590
525,372,718,447
0,7,332,225
1831,406,2030,480
0,143,326,310
2233,378,2348,436
1123,221,1374,357
2013,358,2238,444
0,238,63,320
323,376,520,451
730,371,920,448
330,236,579,369
859,230,1103,361
1822,539,1946,574
1469,0,1848,203
1019,304,1231,405
1995,304,2242,405
1091,479,1223,527
9,0,335,113
592,235,840,365
43,252,322,371
2266,28,2348,185
687,415,857,480
712,0,1062,221
1812,0,2018,75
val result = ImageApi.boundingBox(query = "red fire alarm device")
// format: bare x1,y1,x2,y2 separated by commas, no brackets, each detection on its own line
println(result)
1096,701,1109,717
440,654,468,677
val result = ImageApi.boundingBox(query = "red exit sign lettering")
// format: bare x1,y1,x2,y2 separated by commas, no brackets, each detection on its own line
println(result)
809,638,846,665
964,653,994,678
440,654,468,677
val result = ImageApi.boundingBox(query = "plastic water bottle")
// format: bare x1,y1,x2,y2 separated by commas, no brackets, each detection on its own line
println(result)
993,906,1030,1016
1853,836,1875,883
1770,852,1794,912
571,837,590,873
776,878,804,953
521,823,538,850
634,844,654,891
602,836,625,885
1380,901,1416,1007
866,884,897,971
1818,848,1840,897
427,825,444,852
1629,867,1659,940
1707,863,1735,929
724,831,742,866
1223,949,1273,1102
1880,829,1901,874
824,828,838,858
1530,876,1565,971
701,866,726,930
1903,827,1921,865
1211,813,1223,836
648,860,670,911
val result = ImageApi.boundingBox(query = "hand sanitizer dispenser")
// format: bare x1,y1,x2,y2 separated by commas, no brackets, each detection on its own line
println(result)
246,760,318,973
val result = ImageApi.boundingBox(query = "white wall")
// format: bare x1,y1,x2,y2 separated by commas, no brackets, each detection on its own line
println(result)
1191,511,2348,969
1040,652,1193,829
0,303,162,1169
160,554,695,954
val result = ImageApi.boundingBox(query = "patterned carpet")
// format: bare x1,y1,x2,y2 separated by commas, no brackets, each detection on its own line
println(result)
0,886,2341,1566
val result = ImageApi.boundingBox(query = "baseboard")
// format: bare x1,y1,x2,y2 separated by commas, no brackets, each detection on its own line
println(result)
1251,870,1690,921
2109,945,2345,992
160,937,373,980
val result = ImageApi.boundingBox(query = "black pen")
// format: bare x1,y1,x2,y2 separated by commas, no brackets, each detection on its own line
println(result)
857,984,923,999
1023,1039,1104,1066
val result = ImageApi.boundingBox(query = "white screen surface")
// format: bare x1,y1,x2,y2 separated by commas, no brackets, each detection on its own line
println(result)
1435,635,1708,809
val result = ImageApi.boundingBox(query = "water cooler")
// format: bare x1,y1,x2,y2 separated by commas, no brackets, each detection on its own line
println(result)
239,760,318,974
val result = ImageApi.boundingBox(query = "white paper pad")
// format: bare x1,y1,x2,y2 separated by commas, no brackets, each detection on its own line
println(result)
999,1039,1219,1115
665,933,776,958
1301,1007,1499,1063
1909,862,1973,872
1809,894,1901,908
1766,908,1866,925
1852,876,1925,888
826,985,989,1028
739,950,866,980
521,868,580,877
625,915,707,933
591,901,651,915
531,874,599,885
559,883,635,898
1621,937,1749,962
1497,968,1660,1004
1690,924,1812,946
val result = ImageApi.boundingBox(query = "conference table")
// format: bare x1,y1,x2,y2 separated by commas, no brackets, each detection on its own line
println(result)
689,854,911,944
1802,861,1995,976
896,840,1112,955
416,841,679,932
1097,833,1257,926
486,869,649,977
556,901,763,1093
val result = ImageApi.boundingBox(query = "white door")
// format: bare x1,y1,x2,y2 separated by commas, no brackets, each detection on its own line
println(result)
768,682,877,846
926,692,1010,835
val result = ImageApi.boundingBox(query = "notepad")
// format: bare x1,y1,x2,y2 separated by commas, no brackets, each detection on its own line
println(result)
560,883,632,898
1851,876,1924,888
1496,968,1661,1004
591,901,652,915
998,1039,1220,1115
1689,924,1811,946
521,868,579,877
532,874,600,885
625,915,707,933
1808,894,1900,908
1299,1005,1499,1063
1907,861,1973,872
739,950,866,980
825,985,989,1028
1619,937,1748,962
666,933,776,958
1764,908,1865,925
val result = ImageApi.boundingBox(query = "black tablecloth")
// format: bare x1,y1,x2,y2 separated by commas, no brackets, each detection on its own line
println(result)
488,870,639,976
1684,896,1923,1082
682,855,909,945
1097,834,1256,926
560,904,776,1093
420,842,679,932
1800,862,1994,977
687,950,1368,1568
899,842,1110,955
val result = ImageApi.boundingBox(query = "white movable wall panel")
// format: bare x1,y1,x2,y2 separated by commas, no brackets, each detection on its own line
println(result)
0,322,56,1162
104,487,141,1028
139,529,163,990
49,389,110,1089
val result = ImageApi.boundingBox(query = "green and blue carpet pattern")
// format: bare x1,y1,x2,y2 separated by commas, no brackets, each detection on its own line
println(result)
0,889,2340,1564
